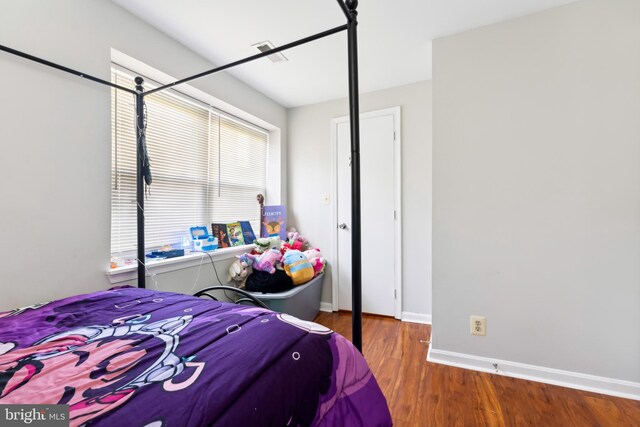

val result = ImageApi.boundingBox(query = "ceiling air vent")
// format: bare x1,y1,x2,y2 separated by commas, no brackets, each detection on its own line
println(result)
252,41,288,63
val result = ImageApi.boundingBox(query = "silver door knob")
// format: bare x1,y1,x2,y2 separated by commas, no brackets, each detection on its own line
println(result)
338,223,348,230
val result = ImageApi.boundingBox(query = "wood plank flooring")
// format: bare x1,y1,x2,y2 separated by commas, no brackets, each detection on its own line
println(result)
314,312,640,427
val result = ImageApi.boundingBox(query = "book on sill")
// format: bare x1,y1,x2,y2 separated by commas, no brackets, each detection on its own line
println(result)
212,221,256,247
211,223,231,248
226,222,245,247
240,221,256,244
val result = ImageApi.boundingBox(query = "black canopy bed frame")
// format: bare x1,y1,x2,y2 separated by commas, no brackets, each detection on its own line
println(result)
0,0,365,351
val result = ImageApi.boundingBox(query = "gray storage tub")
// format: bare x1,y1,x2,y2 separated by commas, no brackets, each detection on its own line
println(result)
248,272,324,321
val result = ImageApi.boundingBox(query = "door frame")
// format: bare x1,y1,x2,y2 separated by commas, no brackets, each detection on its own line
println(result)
330,106,402,319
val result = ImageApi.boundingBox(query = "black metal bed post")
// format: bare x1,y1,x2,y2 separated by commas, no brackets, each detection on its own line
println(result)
135,77,146,289
346,0,362,352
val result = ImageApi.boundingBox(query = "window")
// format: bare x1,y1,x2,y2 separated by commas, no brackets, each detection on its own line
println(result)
110,67,267,255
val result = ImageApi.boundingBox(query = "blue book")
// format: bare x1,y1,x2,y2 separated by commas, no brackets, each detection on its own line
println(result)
240,221,256,245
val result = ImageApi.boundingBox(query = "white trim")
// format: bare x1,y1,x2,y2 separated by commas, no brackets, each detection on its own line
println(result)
320,302,334,313
330,107,403,319
426,335,434,361
402,312,432,324
265,128,282,205
107,245,255,284
392,107,402,320
427,348,640,401
330,121,340,312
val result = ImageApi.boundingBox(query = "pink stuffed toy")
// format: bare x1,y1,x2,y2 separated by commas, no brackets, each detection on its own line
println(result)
303,248,326,276
287,228,308,250
281,240,304,254
247,247,282,274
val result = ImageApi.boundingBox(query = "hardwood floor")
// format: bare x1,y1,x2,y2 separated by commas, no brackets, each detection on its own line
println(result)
314,312,640,427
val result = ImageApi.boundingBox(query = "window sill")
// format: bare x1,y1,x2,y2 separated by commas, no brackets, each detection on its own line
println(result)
106,245,255,284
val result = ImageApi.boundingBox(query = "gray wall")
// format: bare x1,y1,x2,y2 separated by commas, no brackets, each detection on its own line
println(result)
0,0,287,310
432,0,640,382
287,81,432,316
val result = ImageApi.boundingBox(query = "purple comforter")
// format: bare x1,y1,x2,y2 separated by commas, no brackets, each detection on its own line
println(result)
0,287,391,426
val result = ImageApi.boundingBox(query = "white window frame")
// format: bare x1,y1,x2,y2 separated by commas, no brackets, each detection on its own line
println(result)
107,49,282,283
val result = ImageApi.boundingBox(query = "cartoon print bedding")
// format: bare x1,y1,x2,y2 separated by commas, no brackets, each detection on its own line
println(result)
0,287,391,426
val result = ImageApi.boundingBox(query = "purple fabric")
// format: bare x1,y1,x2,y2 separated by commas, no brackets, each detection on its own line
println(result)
0,287,391,427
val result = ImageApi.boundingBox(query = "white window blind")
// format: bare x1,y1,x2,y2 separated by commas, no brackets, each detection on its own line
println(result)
110,67,267,255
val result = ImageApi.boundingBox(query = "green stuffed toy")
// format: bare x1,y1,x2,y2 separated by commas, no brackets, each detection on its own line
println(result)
253,236,281,254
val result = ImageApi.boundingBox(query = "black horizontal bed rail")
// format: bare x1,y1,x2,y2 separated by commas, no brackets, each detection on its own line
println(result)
145,24,348,96
0,44,137,95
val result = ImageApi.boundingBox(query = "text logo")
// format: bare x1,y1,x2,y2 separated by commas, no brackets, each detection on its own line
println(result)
1,405,68,426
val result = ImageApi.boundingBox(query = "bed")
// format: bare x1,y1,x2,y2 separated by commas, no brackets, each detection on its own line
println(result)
0,287,391,426
1,0,367,352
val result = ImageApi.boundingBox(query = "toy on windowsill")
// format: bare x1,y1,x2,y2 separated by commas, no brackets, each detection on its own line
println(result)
247,247,282,274
110,257,125,269
111,257,137,268
190,226,218,252
227,254,254,289
282,250,314,285
303,248,326,276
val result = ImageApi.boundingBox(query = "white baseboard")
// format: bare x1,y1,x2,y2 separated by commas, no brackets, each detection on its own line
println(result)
318,306,432,324
402,311,432,324
427,347,640,401
319,302,334,313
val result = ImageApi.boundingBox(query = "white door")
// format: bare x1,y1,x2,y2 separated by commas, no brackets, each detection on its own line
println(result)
335,108,400,317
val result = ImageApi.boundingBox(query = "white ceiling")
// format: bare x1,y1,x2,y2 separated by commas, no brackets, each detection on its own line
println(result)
111,0,579,108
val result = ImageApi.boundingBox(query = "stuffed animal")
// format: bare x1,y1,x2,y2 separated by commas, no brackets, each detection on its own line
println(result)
281,239,304,254
287,228,308,250
303,248,326,276
282,250,315,285
247,247,282,274
253,236,281,254
227,254,254,288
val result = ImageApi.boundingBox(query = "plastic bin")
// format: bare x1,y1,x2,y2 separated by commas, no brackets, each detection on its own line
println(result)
248,272,324,321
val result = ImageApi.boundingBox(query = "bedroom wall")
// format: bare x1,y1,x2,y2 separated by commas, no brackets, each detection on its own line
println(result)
0,0,287,310
287,81,432,318
432,0,640,384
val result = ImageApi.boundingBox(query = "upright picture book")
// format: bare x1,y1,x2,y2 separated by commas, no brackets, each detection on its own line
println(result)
261,205,287,240
226,222,245,247
211,223,231,248
211,221,256,248
239,221,257,244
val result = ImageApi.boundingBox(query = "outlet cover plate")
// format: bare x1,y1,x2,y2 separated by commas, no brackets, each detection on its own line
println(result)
470,315,486,336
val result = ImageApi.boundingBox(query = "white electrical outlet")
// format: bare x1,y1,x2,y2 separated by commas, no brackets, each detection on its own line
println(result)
470,315,486,336
322,194,330,205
